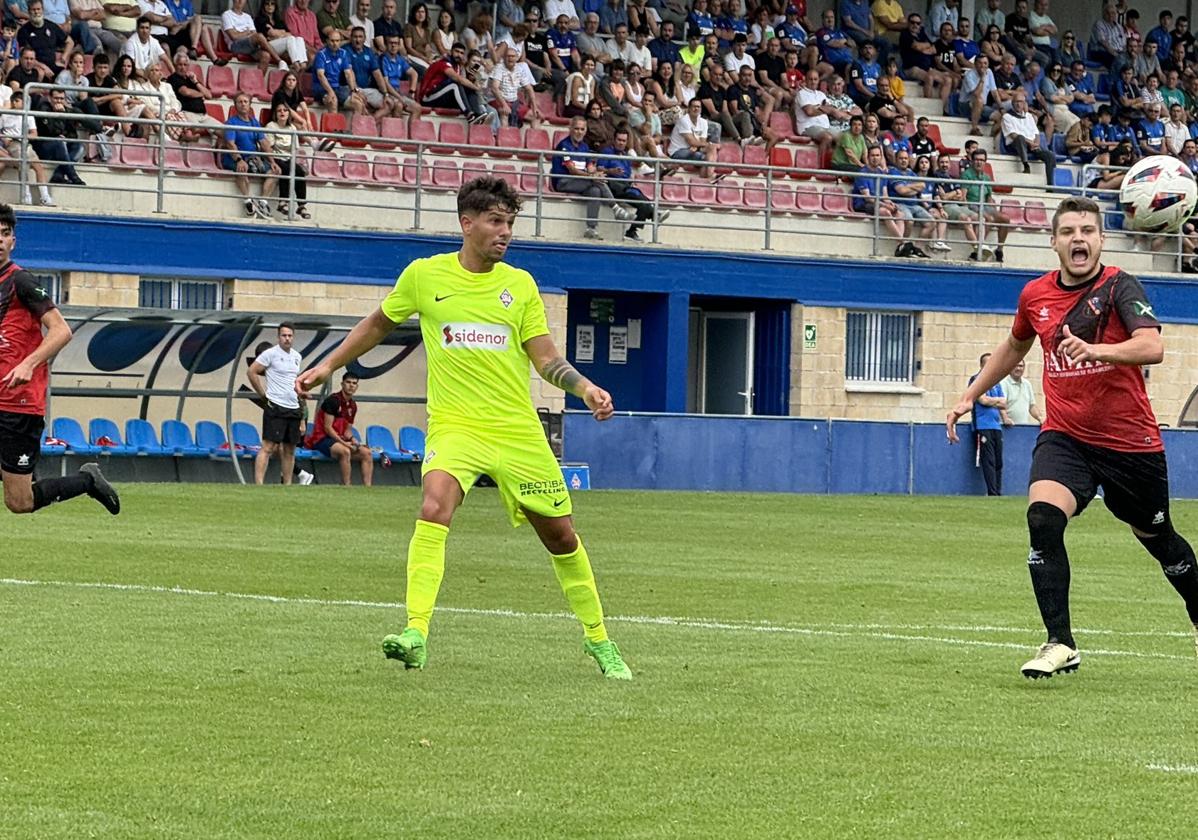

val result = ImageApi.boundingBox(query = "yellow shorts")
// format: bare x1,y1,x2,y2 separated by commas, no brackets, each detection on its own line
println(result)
421,426,572,527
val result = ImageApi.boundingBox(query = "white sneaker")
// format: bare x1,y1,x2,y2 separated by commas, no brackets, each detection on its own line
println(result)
635,163,653,176
297,469,314,485
582,227,603,240
1020,642,1080,679
278,60,289,72
254,199,272,219
656,208,671,223
20,187,31,204
613,204,635,221
39,192,55,207
931,239,951,252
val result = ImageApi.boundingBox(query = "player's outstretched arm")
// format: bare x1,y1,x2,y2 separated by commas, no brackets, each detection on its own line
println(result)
524,334,614,421
946,332,1034,443
296,308,397,397
1058,324,1164,367
0,308,71,389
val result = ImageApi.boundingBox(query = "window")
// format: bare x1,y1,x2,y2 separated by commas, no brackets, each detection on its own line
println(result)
29,271,61,304
138,278,223,310
845,310,915,384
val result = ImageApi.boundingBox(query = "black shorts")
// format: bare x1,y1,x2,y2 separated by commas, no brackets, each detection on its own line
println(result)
1029,430,1171,531
0,410,44,475
262,402,304,445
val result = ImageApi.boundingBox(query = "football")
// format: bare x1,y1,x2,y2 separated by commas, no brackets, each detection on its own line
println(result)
1119,154,1198,234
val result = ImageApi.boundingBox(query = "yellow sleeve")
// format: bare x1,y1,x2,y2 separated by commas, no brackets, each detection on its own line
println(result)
380,259,420,323
519,273,550,343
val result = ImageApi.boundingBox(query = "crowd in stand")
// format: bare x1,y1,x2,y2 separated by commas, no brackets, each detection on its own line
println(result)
2,0,1196,251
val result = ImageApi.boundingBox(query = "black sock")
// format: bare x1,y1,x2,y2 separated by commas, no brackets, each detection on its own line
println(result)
1027,502,1075,649
1137,529,1198,623
31,473,92,512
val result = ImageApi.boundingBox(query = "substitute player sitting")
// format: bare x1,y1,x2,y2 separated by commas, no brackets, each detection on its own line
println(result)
947,196,1198,679
296,176,631,680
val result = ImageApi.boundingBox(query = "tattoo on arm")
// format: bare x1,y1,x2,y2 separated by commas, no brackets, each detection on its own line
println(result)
540,356,586,396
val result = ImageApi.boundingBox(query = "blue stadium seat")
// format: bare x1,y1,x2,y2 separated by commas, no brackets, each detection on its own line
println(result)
1050,132,1067,161
51,417,96,454
195,420,229,455
399,426,426,458
125,418,166,455
40,428,66,456
231,422,263,457
1095,73,1113,98
1052,166,1079,193
160,420,206,457
295,422,322,461
366,425,406,460
89,418,135,455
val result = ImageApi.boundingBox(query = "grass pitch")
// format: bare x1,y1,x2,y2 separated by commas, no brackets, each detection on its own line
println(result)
2,485,1197,839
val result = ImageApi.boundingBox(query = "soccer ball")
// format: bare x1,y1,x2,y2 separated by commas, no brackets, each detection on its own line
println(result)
1119,155,1198,234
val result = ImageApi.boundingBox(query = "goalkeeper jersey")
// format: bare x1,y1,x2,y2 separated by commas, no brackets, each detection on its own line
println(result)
381,252,550,435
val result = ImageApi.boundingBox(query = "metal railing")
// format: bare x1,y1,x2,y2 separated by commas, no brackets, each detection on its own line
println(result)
3,85,1189,270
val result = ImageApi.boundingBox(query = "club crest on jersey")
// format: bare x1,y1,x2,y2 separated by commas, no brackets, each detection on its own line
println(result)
440,322,511,350
1038,306,1050,321
499,288,513,308
1087,296,1102,316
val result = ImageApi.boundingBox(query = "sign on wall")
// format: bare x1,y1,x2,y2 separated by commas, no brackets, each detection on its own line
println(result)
576,325,595,363
609,326,628,364
804,324,817,349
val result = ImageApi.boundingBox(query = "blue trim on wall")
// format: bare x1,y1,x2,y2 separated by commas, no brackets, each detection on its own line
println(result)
22,213,1198,321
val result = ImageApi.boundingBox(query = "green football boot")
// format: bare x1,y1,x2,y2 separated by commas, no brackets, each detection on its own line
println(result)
584,638,632,681
382,627,427,670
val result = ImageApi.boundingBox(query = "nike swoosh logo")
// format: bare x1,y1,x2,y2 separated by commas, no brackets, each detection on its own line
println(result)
553,497,567,508
434,293,457,302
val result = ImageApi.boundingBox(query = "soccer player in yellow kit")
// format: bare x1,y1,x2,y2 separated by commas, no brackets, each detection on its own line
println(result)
295,176,632,680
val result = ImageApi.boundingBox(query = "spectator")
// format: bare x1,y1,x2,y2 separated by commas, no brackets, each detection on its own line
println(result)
723,31,752,75
163,0,219,64
727,64,779,150
776,6,815,70
1137,40,1163,83
627,24,651,71
1162,40,1187,76
839,0,877,53
416,43,494,126
254,0,309,74
263,101,309,218
1064,60,1096,118
402,2,434,73
1143,72,1164,111
668,97,717,177
1001,360,1042,426
18,0,69,77
284,0,321,65
871,0,905,55
1088,140,1133,191
1136,102,1166,155
605,23,637,67
973,0,1002,37
969,353,1005,496
933,153,979,249
271,69,322,150
823,73,857,136
1090,104,1118,152
1165,101,1189,154
889,149,946,253
0,20,18,76
930,21,960,101
247,323,303,485
830,111,865,172
900,12,944,103
221,0,278,72
1160,68,1184,108
847,39,879,106
372,0,401,53
546,13,578,87
633,89,667,159
494,0,523,43
851,144,915,256
490,43,539,127
85,51,126,120
1002,92,1055,184
753,37,790,109
880,111,910,164
1089,3,1125,68
1039,62,1077,133
377,33,422,126
303,372,373,485
564,53,597,117
1057,29,1082,66
648,18,679,74
861,109,881,146
345,25,389,118
430,10,455,57
0,89,54,205
598,57,631,117
551,114,634,239
746,5,771,51
544,0,580,31
347,0,372,45
32,87,85,186
222,90,279,219
575,13,607,75
672,59,696,105
794,66,832,155
121,15,169,77
130,61,180,139
951,17,979,69
316,0,350,43
313,30,366,115
991,52,1021,115
54,50,101,136
627,0,658,39
814,8,851,76
1003,0,1048,67
1064,111,1097,162
525,13,555,90
166,49,224,140
961,146,1009,261
928,0,957,36
6,45,46,88
102,0,140,51
686,0,714,40
908,114,937,160
1112,63,1144,121
956,52,996,135
1172,15,1194,57
713,0,745,49
597,126,660,238
461,12,495,67
1180,138,1198,178
978,23,1003,66
867,73,903,131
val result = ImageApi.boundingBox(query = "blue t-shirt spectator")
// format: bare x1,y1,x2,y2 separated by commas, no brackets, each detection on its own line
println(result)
839,0,871,36
314,44,352,89
818,25,854,67
1066,74,1095,116
599,144,632,180
222,115,262,169
347,44,380,88
1146,24,1172,56
1091,121,1115,144
851,165,886,213
649,33,681,67
882,132,912,160
716,13,746,48
1136,118,1166,154
380,53,411,89
551,135,590,187
547,27,578,72
953,36,979,62
887,166,918,203
848,58,880,102
163,0,194,22
687,10,714,36
970,380,1004,431
1109,121,1137,148
777,21,807,49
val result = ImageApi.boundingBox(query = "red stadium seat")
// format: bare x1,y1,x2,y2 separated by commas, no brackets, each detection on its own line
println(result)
742,179,767,209
794,186,822,214
205,102,226,123
661,180,689,204
985,162,1013,194
373,158,404,185
462,159,489,183
715,143,741,177
494,126,521,157
925,122,959,155
340,115,375,148
158,141,188,174
491,162,520,189
520,127,550,161
769,146,794,178
431,159,462,189
768,110,795,140
716,178,744,208
461,123,495,155
821,187,851,216
738,144,768,175
239,67,270,101
770,183,796,212
437,121,467,152
266,68,287,94
207,64,237,98
116,136,153,169
519,167,542,194
551,129,568,147
534,90,567,125
406,118,435,151
1000,198,1025,228
310,152,343,182
185,146,224,174
403,158,432,186
790,145,818,179
343,152,371,183
321,112,348,135
1023,200,1049,228
377,117,407,149
689,181,717,205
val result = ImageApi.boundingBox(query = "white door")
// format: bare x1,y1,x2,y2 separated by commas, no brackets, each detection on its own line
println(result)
699,312,755,415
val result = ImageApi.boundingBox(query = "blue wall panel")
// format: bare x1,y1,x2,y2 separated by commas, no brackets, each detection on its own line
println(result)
565,413,1198,498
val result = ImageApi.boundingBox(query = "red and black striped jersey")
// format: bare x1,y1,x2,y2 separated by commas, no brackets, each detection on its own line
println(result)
0,261,56,416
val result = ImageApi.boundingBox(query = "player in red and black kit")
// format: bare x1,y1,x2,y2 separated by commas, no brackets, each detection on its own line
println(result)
303,371,374,486
0,204,119,516
947,196,1198,679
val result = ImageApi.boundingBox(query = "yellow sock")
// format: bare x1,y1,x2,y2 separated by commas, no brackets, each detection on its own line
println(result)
551,538,608,644
405,519,448,637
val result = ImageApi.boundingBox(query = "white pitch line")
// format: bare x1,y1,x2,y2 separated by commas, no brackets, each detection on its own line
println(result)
0,577,1190,661
1146,763,1198,774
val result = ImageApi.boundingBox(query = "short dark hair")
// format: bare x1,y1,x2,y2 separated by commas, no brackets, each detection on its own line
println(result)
136,14,151,26
457,175,522,216
1051,195,1103,233
94,52,110,65
278,322,295,334
341,371,359,382
0,204,16,232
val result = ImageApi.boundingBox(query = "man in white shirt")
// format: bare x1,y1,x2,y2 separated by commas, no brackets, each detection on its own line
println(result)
1001,360,1043,425
221,0,276,69
604,23,638,65
928,0,958,36
135,0,170,37
545,0,580,30
1001,92,1054,184
348,0,373,43
490,47,541,127
668,97,717,178
957,53,995,135
121,15,171,76
247,323,305,486
1165,102,1190,155
794,67,832,156
1028,0,1056,50
723,33,754,74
